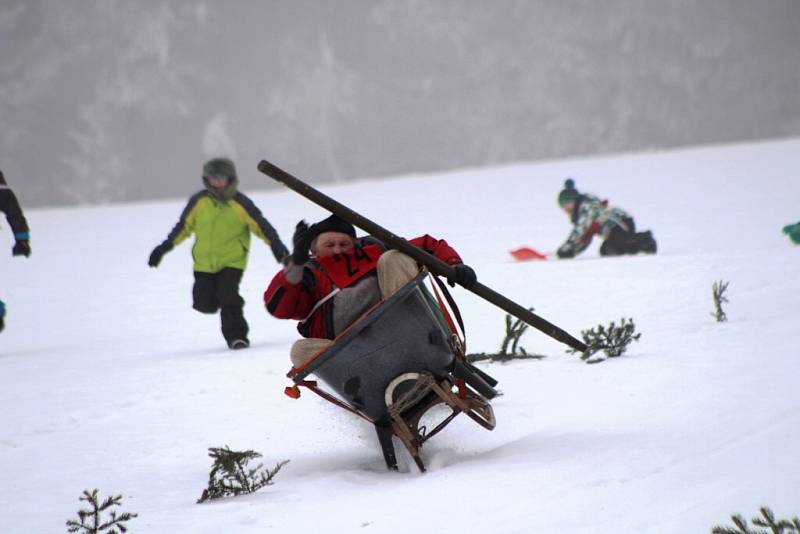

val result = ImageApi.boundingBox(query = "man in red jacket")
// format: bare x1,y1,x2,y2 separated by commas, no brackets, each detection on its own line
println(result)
264,214,476,367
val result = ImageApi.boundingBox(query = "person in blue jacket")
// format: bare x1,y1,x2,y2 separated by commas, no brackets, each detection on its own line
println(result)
0,170,31,332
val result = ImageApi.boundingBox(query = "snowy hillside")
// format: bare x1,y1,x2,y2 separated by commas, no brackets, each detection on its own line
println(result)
1,138,799,533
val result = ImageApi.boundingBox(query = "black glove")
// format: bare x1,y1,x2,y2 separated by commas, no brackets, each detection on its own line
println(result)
272,241,290,265
12,240,30,257
148,241,173,268
556,246,574,259
449,263,477,289
291,220,317,265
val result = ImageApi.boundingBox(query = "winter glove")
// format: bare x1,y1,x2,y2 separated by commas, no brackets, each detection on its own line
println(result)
272,241,291,265
291,220,317,265
12,240,30,257
556,245,575,259
148,241,173,268
449,263,477,289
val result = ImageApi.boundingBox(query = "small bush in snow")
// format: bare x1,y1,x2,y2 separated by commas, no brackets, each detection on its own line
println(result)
197,446,289,503
712,280,730,322
466,310,546,363
65,489,137,534
567,318,641,363
712,506,800,533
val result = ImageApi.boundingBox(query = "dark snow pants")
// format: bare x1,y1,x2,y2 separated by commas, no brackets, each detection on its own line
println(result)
599,217,657,256
193,268,248,344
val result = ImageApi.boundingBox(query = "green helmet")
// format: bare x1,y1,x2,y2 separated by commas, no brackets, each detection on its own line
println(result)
202,158,239,200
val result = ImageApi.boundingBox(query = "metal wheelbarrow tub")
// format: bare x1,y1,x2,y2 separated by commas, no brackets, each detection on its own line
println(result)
293,272,456,422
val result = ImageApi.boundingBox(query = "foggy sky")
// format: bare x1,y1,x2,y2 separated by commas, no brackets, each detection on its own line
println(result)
2,0,799,207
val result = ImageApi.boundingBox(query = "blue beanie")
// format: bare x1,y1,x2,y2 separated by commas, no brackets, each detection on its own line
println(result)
557,178,579,206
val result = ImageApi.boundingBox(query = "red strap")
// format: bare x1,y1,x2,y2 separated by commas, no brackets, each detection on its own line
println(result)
455,378,467,399
428,274,466,353
429,275,457,334
582,222,601,243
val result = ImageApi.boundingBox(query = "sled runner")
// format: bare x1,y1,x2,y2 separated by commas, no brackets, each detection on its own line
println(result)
285,270,498,472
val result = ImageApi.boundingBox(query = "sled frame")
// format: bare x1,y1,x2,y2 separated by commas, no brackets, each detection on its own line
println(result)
380,372,496,472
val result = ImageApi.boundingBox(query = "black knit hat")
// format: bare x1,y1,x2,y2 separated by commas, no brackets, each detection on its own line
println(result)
557,178,579,207
313,214,356,238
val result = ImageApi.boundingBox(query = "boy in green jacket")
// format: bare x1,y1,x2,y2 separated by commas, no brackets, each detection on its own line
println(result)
148,158,289,349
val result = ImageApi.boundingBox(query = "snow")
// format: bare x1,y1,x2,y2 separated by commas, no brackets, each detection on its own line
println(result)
1,138,799,533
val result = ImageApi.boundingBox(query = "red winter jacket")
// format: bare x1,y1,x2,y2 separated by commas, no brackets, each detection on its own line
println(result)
264,234,462,339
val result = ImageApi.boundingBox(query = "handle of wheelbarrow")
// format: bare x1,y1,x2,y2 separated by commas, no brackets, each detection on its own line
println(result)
257,159,588,353
451,358,498,399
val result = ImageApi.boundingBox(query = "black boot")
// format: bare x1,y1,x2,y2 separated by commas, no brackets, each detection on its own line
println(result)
228,338,250,350
637,231,657,254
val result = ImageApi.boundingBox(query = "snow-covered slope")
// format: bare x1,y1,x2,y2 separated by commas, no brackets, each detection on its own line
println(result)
1,138,798,533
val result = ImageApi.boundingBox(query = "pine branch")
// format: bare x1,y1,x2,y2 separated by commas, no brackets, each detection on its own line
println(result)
752,506,800,534
65,489,137,533
465,310,546,363
566,318,641,363
712,507,800,534
711,513,758,533
499,314,513,355
198,446,289,503
712,280,730,322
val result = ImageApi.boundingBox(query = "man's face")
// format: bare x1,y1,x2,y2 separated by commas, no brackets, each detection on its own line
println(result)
313,231,355,257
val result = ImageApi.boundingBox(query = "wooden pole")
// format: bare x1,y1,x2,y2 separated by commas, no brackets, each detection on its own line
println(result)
258,159,587,352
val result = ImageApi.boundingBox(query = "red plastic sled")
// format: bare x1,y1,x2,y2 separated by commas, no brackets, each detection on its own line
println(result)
509,247,549,261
